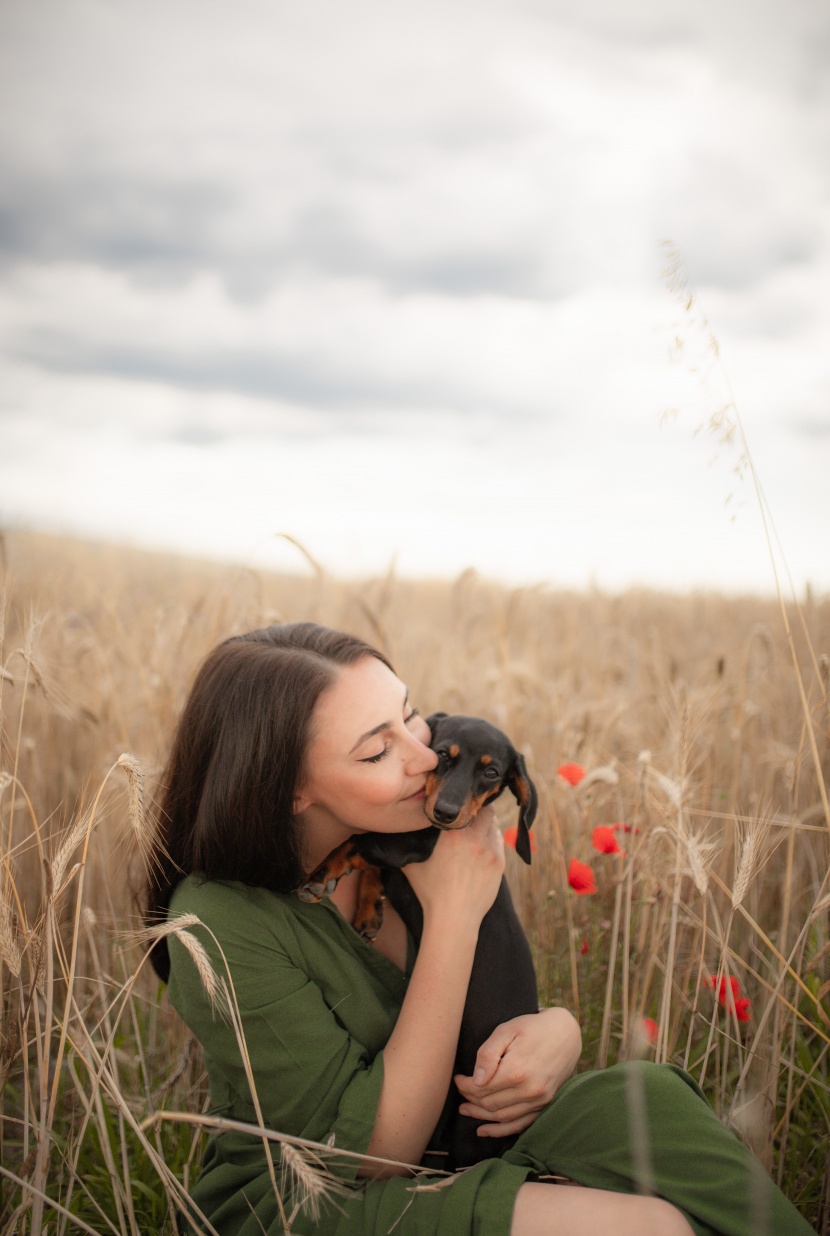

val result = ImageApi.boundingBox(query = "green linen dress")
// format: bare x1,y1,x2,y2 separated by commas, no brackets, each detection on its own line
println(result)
166,877,814,1236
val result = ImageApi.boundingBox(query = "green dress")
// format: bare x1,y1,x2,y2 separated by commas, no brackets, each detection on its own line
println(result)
166,877,814,1236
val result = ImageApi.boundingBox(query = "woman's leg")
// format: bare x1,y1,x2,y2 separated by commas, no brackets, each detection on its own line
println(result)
502,1062,814,1236
511,1181,695,1236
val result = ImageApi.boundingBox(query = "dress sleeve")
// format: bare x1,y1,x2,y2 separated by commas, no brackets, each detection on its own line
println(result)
166,879,387,1180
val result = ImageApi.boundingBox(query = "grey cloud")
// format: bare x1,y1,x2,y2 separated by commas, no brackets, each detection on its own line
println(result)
0,4,589,304
169,423,233,447
0,172,235,275
0,166,570,303
792,416,830,440
9,326,546,421
522,0,693,51
522,0,830,87
1,0,827,402
683,231,819,298
664,141,824,297
284,201,562,300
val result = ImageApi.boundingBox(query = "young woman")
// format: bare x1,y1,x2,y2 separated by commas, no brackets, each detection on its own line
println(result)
145,622,814,1236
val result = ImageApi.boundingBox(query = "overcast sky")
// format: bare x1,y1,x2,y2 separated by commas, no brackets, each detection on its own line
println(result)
1,0,828,594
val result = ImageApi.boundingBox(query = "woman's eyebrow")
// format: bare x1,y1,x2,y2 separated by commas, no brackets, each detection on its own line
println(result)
348,689,409,753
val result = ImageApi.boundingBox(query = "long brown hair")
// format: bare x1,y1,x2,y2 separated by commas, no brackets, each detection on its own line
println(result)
145,622,391,980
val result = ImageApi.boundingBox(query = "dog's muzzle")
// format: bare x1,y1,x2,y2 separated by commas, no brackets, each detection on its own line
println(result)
431,806,461,827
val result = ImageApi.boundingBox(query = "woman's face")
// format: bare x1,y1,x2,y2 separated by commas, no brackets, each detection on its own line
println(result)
295,655,438,839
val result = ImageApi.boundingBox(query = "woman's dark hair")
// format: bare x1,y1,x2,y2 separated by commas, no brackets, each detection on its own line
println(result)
145,621,391,980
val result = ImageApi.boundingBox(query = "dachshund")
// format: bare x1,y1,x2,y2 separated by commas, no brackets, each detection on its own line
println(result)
298,713,540,1168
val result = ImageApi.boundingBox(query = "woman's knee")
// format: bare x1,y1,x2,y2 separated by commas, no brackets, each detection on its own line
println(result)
510,1182,694,1236
648,1197,697,1235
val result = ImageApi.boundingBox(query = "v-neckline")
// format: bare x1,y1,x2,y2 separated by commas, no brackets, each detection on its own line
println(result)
319,897,415,984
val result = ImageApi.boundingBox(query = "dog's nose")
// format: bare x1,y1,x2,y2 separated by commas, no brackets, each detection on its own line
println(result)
432,806,460,826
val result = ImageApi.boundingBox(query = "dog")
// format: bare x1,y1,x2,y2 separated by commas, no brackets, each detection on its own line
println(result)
298,713,540,1168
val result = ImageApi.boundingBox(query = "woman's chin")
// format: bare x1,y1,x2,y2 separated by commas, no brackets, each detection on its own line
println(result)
389,806,433,833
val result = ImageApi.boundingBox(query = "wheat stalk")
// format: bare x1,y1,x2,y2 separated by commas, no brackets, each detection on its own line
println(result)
280,1141,352,1223
174,931,224,1017
732,810,774,911
130,915,227,1020
51,807,97,895
684,830,716,897
116,752,155,877
0,884,21,976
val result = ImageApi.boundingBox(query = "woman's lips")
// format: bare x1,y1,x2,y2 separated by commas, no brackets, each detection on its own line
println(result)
403,787,426,802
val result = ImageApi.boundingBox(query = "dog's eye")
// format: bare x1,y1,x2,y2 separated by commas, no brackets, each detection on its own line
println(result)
435,749,453,763
483,766,501,780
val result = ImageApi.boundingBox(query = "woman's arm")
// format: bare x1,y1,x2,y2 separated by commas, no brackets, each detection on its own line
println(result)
359,807,504,1177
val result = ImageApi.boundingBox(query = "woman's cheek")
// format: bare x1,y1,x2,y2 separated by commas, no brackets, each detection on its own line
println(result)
344,769,390,809
370,770,403,805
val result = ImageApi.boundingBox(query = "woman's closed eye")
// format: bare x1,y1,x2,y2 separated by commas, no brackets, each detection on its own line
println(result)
360,745,391,764
359,709,422,763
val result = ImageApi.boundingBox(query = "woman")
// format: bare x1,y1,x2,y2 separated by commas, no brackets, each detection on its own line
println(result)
146,622,813,1236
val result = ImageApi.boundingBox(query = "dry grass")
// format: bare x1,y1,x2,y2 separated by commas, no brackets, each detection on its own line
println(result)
1,528,828,1233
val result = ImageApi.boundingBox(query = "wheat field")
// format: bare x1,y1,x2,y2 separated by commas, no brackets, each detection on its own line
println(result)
1,528,828,1234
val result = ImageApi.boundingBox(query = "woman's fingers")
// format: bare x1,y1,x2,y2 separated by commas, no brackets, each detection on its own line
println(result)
457,1095,542,1122
474,1114,536,1138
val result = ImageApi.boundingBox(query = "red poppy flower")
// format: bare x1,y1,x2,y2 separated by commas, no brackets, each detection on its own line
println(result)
641,1017,658,1045
734,997,751,1023
567,858,597,894
592,826,622,855
614,822,640,835
705,974,738,1006
580,939,590,955
704,974,751,1021
503,826,538,853
558,763,586,786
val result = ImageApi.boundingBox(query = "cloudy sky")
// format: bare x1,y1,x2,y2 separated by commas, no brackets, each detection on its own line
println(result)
1,0,828,594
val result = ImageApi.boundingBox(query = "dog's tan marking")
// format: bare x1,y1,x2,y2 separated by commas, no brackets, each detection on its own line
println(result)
353,866,386,940
297,839,373,902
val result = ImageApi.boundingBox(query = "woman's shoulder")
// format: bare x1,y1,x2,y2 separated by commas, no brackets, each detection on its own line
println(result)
169,875,297,929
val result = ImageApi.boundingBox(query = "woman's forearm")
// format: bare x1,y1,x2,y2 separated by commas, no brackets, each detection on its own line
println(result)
360,910,480,1176
360,809,505,1176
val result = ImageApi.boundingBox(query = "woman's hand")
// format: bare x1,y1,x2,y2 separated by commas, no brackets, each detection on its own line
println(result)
454,1006,582,1138
402,804,505,929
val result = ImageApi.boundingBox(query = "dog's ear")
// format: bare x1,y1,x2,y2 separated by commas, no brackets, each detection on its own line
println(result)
426,712,448,741
506,752,538,865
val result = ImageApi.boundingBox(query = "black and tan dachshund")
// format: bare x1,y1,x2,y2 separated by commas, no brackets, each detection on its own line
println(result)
297,712,540,1168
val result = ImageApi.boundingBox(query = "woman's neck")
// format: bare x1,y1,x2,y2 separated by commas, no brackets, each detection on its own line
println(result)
298,805,356,873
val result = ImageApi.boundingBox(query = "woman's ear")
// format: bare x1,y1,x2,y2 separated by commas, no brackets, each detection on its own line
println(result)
293,788,313,815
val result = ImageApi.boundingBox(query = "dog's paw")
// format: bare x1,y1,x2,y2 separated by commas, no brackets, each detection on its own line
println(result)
296,874,340,902
354,888,386,941
355,915,382,942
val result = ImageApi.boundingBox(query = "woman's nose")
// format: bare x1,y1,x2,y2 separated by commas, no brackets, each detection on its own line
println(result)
405,729,439,772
